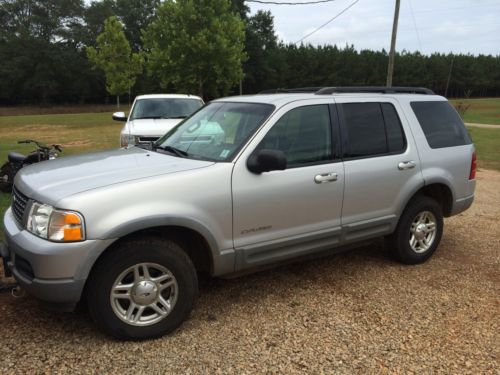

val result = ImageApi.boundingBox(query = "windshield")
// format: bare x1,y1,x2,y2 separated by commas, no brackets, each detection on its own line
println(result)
130,98,203,120
155,102,274,162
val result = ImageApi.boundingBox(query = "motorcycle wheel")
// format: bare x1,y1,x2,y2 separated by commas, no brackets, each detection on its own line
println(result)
0,162,15,193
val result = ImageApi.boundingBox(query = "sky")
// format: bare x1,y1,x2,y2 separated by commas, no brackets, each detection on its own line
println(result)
247,0,500,55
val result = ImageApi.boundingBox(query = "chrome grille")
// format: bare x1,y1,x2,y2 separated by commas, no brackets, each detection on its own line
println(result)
138,136,160,143
12,185,28,225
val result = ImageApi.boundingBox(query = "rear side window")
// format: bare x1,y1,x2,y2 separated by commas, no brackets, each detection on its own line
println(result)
340,102,406,158
410,101,472,148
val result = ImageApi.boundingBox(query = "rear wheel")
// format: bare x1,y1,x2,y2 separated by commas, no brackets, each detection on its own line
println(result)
0,163,15,193
387,196,443,264
86,238,198,340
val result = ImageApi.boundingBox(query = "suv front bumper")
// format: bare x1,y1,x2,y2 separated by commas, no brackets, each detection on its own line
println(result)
2,207,115,304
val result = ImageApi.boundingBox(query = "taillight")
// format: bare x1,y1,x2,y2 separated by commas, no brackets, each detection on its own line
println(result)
469,151,477,180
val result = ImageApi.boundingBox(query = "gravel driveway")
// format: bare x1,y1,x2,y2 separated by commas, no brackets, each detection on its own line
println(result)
1,169,498,374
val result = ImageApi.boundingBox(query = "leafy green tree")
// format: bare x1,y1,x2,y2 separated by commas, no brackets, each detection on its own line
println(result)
115,0,159,51
230,0,249,20
243,10,282,93
86,16,143,107
143,0,246,99
81,0,115,47
0,0,87,103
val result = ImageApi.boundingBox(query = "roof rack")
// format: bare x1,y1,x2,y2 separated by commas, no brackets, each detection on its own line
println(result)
315,86,434,95
258,87,323,94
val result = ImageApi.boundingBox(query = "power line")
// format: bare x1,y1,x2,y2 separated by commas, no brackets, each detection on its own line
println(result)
246,0,337,5
294,0,360,44
408,0,422,51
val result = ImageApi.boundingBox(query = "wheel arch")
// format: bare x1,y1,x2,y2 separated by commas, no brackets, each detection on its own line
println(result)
400,181,454,218
79,216,234,289
105,225,215,274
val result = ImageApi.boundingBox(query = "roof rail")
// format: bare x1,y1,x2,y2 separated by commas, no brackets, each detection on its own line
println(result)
258,87,323,94
315,86,435,95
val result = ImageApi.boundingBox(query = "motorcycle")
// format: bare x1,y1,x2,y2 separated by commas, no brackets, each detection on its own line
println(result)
0,140,63,193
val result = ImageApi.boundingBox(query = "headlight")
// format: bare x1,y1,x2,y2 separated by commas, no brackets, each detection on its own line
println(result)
27,202,85,242
120,133,137,147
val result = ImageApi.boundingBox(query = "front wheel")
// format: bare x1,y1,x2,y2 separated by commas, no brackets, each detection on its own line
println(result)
387,196,444,264
86,238,198,340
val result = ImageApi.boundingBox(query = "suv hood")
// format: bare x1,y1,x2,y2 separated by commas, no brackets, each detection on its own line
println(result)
15,147,213,204
127,118,182,136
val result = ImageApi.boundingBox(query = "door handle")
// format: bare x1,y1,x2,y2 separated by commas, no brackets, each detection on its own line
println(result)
398,161,416,170
314,172,338,184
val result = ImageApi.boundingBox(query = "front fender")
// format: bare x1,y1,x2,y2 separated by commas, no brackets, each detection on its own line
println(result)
101,215,235,276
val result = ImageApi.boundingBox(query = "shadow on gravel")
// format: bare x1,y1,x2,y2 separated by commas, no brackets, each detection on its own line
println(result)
0,239,394,341
193,239,395,320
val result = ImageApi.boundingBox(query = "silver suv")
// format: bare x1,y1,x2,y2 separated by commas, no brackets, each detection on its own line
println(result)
1,87,476,340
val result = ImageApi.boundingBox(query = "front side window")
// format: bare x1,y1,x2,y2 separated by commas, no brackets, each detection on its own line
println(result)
410,101,471,148
341,102,406,158
256,104,333,167
130,98,203,120
156,102,274,161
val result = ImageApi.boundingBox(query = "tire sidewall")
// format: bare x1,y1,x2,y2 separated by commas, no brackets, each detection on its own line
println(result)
394,197,444,264
87,239,198,340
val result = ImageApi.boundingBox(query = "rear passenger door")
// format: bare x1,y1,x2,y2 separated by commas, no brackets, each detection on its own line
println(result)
335,97,423,242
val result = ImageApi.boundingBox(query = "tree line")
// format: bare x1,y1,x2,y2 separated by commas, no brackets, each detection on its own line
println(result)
0,0,499,106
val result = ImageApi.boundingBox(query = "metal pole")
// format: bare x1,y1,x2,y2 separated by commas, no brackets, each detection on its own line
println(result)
386,0,401,87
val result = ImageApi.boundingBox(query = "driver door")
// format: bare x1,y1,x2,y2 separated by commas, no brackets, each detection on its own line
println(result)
231,100,344,270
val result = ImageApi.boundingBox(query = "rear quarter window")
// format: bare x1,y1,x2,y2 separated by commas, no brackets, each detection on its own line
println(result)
410,101,472,148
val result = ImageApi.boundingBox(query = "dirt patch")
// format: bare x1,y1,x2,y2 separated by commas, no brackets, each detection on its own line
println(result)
63,140,94,147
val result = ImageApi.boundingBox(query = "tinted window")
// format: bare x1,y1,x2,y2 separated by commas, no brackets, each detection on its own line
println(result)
342,103,387,157
382,103,406,153
258,105,332,167
411,101,472,148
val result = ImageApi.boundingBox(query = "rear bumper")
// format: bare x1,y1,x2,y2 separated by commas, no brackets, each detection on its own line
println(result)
450,194,474,216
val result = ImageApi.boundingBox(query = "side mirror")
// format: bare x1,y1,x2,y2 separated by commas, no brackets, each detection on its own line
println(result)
112,112,127,122
247,149,287,174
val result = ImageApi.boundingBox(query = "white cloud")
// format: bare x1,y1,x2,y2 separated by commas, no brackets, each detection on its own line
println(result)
249,0,500,55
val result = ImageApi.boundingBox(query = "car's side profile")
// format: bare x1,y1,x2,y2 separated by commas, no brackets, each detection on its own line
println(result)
1,87,475,340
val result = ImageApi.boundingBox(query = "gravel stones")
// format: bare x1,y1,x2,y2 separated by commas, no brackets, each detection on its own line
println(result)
0,169,498,373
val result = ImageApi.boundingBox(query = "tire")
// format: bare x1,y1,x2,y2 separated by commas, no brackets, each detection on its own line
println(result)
386,195,444,264
0,162,15,193
86,238,198,340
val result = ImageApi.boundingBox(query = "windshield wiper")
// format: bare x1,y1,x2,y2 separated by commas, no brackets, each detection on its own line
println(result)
155,145,189,158
163,115,187,119
133,116,163,119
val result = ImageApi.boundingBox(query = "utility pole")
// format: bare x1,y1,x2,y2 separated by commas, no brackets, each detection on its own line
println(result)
386,0,401,87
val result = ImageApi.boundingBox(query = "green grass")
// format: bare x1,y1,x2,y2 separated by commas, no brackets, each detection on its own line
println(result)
0,112,122,162
0,111,123,240
450,98,500,125
467,127,500,171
